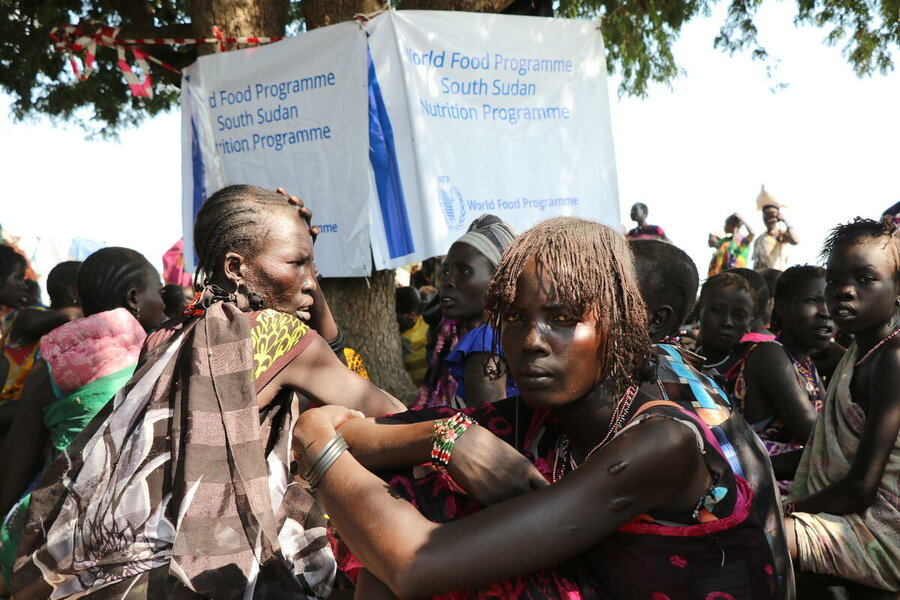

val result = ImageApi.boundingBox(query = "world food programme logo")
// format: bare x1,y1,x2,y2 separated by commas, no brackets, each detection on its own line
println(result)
438,176,466,230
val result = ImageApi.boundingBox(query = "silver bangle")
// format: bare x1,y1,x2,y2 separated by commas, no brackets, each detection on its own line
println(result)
304,433,349,490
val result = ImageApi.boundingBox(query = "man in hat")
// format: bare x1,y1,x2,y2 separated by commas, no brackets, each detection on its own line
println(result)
752,185,798,270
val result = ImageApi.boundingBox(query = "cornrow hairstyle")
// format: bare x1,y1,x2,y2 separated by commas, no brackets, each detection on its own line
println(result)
193,184,312,287
0,244,26,282
771,265,825,331
46,261,82,309
725,268,769,321
76,247,155,317
486,217,651,391
628,238,699,336
699,272,758,314
821,216,900,277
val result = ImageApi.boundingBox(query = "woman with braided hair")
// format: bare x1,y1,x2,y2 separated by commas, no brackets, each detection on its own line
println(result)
10,185,539,600
294,217,779,599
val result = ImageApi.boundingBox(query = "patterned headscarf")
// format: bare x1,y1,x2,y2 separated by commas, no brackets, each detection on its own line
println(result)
454,214,517,267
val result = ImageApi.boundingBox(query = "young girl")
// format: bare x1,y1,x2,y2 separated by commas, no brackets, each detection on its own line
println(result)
786,218,900,595
296,218,778,599
697,272,757,379
729,266,833,493
417,214,517,408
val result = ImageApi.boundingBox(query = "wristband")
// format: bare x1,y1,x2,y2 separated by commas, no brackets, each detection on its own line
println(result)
327,328,346,358
304,433,348,490
430,413,475,473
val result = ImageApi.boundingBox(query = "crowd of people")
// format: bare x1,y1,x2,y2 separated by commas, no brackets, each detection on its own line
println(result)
0,184,897,600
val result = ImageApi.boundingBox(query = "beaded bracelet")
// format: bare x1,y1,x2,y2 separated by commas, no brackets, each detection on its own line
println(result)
430,413,475,473
304,433,349,490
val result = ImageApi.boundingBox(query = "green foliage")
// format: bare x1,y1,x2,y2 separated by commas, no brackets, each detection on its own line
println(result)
563,0,897,96
793,0,899,75
1,0,896,135
558,0,705,96
0,0,186,137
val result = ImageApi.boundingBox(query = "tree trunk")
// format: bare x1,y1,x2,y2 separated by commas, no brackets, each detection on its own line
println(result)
399,0,513,10
320,272,417,403
191,0,289,54
302,0,387,30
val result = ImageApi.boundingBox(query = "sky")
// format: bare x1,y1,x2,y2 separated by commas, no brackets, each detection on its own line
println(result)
1,2,898,286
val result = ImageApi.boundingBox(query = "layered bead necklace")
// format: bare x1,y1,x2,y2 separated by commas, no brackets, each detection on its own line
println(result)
552,384,639,483
779,341,823,403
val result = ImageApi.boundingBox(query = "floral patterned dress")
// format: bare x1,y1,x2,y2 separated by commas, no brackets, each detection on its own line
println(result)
336,385,779,598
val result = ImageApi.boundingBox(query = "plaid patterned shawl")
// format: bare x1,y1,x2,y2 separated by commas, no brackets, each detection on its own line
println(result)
12,296,335,599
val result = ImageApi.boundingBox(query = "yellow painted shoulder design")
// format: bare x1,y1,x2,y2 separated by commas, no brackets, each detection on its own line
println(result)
250,309,309,381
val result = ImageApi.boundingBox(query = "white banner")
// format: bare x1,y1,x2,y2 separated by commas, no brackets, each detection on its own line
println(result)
182,12,619,276
365,11,620,269
180,21,373,277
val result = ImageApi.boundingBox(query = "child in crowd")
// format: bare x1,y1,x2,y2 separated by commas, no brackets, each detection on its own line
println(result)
625,202,669,241
727,266,832,494
729,267,777,341
416,214,517,408
786,217,900,596
396,286,428,386
709,213,755,276
627,238,696,343
697,272,757,378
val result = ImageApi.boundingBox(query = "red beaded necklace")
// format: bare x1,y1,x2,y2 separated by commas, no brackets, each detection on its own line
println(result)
552,384,639,483
854,327,900,368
